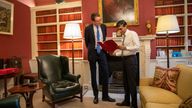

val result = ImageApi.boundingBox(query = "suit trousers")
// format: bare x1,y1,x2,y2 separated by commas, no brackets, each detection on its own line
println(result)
88,50,109,98
122,55,138,108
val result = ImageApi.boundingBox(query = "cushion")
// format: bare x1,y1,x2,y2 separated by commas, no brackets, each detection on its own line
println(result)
152,66,180,93
139,86,182,104
51,80,80,93
146,103,179,108
179,96,192,108
176,64,192,100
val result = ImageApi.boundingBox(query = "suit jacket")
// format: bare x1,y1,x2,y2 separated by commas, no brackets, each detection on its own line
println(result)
84,24,107,61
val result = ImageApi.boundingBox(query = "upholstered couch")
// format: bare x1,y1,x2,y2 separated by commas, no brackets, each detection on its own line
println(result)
139,64,192,108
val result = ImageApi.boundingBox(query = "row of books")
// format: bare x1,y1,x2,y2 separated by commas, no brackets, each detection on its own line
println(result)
189,27,192,34
59,14,81,22
38,35,57,41
189,16,192,25
189,47,192,51
36,16,56,24
156,38,184,46
38,51,57,56
59,7,81,14
60,42,82,49
36,9,56,16
60,50,82,58
188,5,192,13
155,6,184,16
155,0,184,6
38,43,57,50
38,26,57,33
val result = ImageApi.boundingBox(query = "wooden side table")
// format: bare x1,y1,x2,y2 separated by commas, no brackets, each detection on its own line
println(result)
8,82,44,108
0,68,19,97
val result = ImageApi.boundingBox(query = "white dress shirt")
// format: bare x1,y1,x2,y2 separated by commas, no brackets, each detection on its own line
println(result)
114,29,140,56
93,25,103,49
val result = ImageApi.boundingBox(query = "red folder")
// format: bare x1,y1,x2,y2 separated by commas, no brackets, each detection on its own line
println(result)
98,40,118,53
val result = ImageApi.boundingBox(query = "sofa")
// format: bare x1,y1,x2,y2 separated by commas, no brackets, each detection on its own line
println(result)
139,64,192,108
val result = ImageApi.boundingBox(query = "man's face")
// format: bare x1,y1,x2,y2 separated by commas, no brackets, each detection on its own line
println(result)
118,25,127,35
93,16,102,26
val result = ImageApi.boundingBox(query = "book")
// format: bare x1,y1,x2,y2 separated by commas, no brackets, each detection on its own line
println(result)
98,40,118,53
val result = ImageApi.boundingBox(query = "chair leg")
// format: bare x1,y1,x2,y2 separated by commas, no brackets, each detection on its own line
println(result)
52,103,55,108
42,94,45,102
80,87,83,102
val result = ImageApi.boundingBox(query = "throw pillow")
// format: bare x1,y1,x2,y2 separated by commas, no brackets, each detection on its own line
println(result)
152,66,180,93
179,96,192,108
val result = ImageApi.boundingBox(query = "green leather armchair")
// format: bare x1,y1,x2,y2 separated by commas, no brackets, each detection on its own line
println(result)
36,55,83,108
0,95,21,108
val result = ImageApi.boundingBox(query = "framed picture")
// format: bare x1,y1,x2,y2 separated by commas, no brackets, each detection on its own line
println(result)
98,0,139,26
0,0,14,35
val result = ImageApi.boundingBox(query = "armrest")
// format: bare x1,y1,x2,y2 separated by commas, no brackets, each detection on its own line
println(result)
139,77,153,86
0,95,21,108
39,77,51,85
63,74,81,83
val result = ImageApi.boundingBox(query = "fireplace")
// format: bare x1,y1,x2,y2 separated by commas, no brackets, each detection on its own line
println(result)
105,53,140,93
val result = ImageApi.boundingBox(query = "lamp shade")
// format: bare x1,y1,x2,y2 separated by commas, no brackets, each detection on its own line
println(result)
156,15,180,34
63,23,81,39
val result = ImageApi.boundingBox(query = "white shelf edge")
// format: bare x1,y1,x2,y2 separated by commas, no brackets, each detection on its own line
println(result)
59,11,82,15
155,4,184,8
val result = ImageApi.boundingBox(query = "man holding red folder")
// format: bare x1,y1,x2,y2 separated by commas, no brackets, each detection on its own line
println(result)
84,13,115,104
114,20,140,108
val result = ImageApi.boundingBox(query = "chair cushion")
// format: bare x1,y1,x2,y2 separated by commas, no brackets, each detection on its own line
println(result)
51,80,80,93
146,103,179,108
139,86,182,104
152,66,180,93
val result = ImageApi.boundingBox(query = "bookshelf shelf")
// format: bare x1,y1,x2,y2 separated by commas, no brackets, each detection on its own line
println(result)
38,41,57,43
36,14,56,18
38,49,57,51
60,48,83,51
37,32,57,35
156,35,185,38
155,4,184,8
31,1,83,58
156,45,185,48
155,0,192,58
59,11,82,15
36,23,57,27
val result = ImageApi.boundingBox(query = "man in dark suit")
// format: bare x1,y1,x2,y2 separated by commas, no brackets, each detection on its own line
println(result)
84,13,115,104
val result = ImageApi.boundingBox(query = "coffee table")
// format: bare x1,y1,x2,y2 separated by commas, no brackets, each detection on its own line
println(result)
8,82,44,108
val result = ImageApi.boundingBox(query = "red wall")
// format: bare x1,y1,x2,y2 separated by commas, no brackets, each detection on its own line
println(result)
0,0,31,73
82,0,156,59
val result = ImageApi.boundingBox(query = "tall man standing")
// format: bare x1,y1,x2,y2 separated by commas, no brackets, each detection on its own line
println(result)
114,20,140,108
84,13,115,104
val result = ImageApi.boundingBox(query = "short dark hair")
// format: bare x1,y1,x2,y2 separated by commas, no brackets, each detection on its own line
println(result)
116,20,127,27
91,13,100,21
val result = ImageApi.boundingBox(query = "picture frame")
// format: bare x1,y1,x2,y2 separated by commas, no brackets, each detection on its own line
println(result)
0,0,14,35
98,0,139,26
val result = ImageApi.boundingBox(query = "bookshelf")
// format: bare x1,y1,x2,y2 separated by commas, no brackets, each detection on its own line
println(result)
155,0,192,57
31,1,83,59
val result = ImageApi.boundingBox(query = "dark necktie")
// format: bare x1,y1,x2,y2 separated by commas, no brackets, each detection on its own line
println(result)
96,26,101,54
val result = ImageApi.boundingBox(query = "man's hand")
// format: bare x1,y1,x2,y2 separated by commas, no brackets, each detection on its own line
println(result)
118,45,126,50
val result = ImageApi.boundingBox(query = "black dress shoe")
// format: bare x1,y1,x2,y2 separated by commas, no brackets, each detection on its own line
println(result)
102,96,116,102
116,101,130,106
93,97,98,104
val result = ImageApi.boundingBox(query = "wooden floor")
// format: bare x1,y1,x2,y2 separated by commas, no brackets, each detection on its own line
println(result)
20,90,141,108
